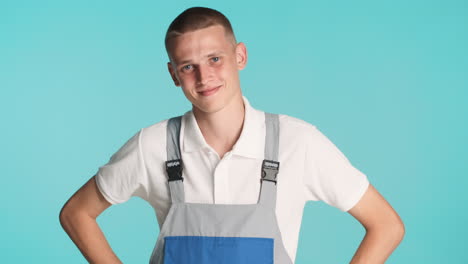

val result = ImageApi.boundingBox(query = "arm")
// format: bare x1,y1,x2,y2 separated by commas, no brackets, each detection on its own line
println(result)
59,176,122,264
348,184,405,264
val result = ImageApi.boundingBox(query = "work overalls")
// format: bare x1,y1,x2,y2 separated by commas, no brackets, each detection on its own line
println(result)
149,112,294,264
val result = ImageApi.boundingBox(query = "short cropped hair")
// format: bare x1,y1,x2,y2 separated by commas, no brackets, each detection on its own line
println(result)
165,7,237,55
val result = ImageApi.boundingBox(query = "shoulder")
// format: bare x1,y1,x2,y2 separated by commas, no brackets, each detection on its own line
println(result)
141,118,170,137
140,112,185,142
141,112,188,134
132,116,178,170
138,112,189,152
277,113,319,140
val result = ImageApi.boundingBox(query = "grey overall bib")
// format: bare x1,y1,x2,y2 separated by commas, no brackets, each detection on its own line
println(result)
149,112,294,264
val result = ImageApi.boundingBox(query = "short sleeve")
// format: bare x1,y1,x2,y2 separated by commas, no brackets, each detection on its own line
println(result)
95,129,148,204
303,126,369,212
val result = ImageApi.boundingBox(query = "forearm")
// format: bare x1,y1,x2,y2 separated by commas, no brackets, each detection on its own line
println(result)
60,212,122,264
349,227,404,264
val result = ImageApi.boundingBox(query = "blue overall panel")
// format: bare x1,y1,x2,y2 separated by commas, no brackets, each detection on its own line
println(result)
164,236,274,264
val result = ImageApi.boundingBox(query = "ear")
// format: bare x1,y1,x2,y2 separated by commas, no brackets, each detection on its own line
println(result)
167,62,181,87
235,42,248,70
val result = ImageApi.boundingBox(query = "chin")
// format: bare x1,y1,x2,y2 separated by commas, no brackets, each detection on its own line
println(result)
196,105,223,114
193,101,226,115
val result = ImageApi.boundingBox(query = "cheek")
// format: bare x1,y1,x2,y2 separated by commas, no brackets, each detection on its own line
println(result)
218,63,237,79
179,74,196,86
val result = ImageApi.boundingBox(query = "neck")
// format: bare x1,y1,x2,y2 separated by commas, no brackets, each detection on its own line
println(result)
192,94,245,158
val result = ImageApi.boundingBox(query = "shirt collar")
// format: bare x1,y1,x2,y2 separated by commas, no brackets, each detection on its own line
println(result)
182,96,265,159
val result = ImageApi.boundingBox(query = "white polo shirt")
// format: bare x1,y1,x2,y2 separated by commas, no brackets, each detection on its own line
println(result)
95,96,369,262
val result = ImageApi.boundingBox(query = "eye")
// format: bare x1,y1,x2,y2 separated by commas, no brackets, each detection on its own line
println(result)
211,57,220,62
182,65,193,72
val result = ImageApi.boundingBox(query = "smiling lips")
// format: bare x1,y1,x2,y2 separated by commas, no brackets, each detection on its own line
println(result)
198,85,221,96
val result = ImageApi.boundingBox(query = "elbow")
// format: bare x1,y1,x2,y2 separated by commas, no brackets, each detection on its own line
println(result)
365,216,406,244
378,218,406,244
387,220,405,249
389,212,406,243
395,219,406,243
391,217,406,243
59,200,77,231
59,203,71,229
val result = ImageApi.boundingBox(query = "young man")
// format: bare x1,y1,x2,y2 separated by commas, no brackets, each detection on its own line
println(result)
60,7,405,263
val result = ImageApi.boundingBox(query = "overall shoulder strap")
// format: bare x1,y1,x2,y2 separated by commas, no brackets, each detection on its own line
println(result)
259,112,280,209
165,116,185,203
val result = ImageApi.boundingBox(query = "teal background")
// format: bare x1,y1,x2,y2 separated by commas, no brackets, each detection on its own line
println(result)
1,0,467,263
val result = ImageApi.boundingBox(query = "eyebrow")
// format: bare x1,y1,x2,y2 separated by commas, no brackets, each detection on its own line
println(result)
206,51,225,58
175,51,226,66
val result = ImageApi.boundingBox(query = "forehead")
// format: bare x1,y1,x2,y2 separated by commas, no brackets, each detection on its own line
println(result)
168,25,234,62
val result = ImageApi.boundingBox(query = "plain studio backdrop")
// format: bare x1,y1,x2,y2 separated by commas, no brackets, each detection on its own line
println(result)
1,0,467,263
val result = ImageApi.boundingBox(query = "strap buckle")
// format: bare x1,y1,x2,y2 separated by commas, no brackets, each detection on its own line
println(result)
261,159,280,184
166,159,183,182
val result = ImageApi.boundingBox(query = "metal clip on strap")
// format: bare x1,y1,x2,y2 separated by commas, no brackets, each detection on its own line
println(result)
166,159,183,182
261,159,280,184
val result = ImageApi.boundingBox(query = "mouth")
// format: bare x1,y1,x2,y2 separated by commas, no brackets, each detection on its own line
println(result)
197,85,221,96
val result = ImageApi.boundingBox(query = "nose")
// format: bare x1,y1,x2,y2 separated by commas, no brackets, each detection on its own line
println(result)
196,64,212,86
